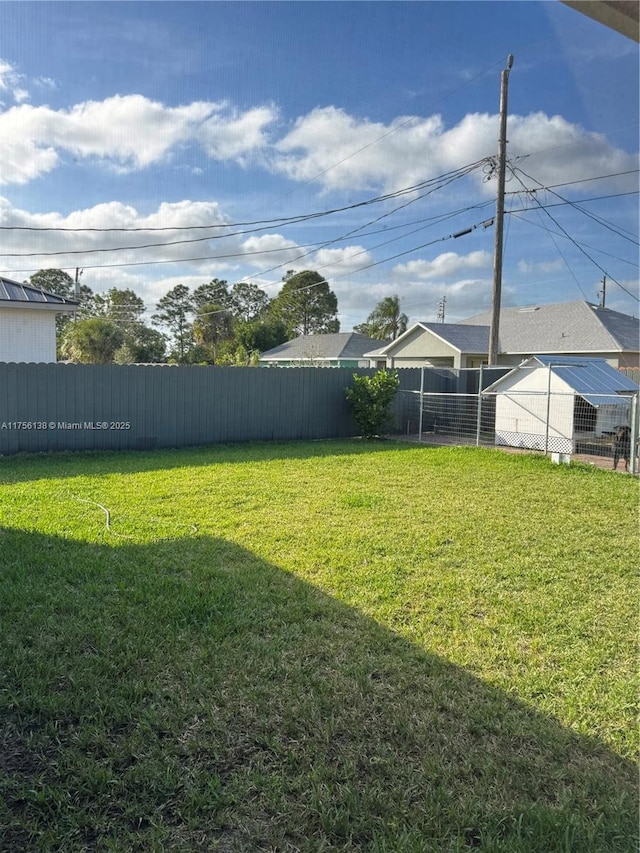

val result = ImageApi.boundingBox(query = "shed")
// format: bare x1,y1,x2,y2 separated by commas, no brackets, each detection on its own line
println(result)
483,355,638,454
0,276,78,363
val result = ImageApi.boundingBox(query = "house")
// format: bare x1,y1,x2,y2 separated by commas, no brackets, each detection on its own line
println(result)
366,302,640,370
483,355,638,454
0,275,78,363
259,332,385,367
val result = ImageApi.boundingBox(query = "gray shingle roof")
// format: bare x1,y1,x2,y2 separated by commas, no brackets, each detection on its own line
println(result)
0,275,78,308
416,323,490,352
260,332,385,361
460,301,639,354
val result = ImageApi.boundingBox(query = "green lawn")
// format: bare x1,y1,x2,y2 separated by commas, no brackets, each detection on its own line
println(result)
0,441,637,852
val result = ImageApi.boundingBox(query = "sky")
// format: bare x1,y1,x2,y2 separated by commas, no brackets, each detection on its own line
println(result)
0,1,638,330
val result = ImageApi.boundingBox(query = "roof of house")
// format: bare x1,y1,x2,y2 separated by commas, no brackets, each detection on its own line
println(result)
485,355,638,407
260,332,385,361
370,322,490,356
460,301,639,354
0,275,79,310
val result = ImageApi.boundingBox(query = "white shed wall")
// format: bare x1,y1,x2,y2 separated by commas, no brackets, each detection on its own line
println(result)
493,366,575,452
0,309,58,362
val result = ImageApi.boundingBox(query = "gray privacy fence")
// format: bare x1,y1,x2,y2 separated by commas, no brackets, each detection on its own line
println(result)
0,364,424,455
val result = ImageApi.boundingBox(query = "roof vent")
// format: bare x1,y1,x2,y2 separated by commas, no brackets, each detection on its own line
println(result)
518,306,540,313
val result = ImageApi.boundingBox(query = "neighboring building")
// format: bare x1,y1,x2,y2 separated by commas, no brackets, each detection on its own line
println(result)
0,276,78,363
483,355,638,454
366,301,640,370
259,332,385,367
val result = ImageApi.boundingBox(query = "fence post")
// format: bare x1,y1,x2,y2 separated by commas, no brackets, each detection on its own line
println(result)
630,392,639,476
544,363,552,455
418,366,424,443
476,365,483,446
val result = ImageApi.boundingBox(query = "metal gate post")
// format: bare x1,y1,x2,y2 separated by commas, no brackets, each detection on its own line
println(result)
418,366,425,442
630,392,639,475
544,363,552,455
476,365,483,446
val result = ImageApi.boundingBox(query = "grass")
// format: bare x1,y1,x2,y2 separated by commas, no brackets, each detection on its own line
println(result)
0,440,637,852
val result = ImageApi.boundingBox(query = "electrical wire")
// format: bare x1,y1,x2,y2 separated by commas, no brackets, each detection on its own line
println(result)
510,165,639,246
0,167,484,237
509,165,639,303
504,167,639,195
506,211,639,268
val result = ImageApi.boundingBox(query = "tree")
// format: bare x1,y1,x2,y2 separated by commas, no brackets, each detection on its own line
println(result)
193,279,230,311
345,370,400,438
60,319,124,364
192,303,234,363
28,269,95,354
270,270,339,337
152,285,194,363
235,317,289,355
29,268,75,297
114,325,166,364
354,295,408,342
27,269,94,316
93,288,146,332
229,282,270,323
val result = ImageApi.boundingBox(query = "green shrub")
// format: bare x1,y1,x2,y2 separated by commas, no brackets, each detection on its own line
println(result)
345,370,400,438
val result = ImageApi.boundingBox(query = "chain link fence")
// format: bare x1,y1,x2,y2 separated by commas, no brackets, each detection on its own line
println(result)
399,366,639,473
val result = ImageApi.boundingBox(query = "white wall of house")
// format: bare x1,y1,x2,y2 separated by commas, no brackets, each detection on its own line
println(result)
0,308,58,362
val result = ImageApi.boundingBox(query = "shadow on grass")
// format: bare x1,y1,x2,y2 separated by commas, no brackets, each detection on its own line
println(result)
0,528,636,852
0,438,421,486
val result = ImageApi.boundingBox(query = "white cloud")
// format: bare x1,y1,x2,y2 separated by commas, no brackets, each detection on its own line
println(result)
0,94,277,185
274,106,442,191
518,258,564,274
241,233,301,269
272,106,638,194
0,196,238,286
0,59,29,105
313,245,373,276
394,250,492,280
198,104,277,161
0,68,635,196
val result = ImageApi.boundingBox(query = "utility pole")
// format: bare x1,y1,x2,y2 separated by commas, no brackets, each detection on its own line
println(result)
74,268,83,321
598,275,606,308
488,54,514,366
437,295,447,323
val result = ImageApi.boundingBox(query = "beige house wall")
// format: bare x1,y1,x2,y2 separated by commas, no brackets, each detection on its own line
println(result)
384,327,460,369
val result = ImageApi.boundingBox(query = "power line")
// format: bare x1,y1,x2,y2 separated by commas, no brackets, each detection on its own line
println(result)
509,165,639,246
0,161,488,259
504,167,639,194
512,189,639,215
183,160,488,289
509,166,639,303
506,211,639,268
0,167,483,236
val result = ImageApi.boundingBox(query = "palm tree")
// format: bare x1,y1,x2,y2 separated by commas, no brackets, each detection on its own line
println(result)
355,295,408,341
